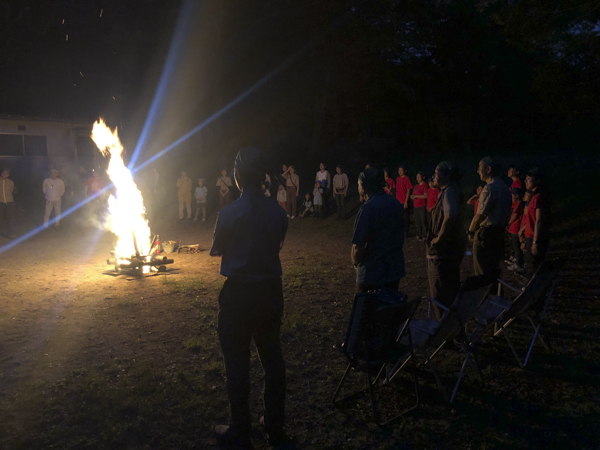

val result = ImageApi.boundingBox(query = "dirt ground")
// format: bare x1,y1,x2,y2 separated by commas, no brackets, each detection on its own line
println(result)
0,205,599,449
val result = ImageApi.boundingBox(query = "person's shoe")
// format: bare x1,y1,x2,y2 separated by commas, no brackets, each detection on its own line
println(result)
194,217,199,221
511,264,525,274
287,214,290,218
290,216,295,219
259,417,294,448
202,218,206,222
215,425,252,449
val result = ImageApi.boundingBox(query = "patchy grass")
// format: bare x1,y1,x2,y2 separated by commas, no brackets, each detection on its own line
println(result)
161,275,204,293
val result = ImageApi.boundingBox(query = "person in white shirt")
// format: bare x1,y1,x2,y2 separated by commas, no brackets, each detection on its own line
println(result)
315,162,331,214
43,169,65,228
194,178,208,222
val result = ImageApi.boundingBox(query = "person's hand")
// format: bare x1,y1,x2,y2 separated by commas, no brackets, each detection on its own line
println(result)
521,242,526,251
344,193,347,197
404,203,408,209
429,237,439,245
532,243,538,255
410,195,415,199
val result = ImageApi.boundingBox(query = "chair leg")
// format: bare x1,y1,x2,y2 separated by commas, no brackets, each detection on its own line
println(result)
450,351,470,404
502,328,524,368
387,354,412,384
332,363,352,403
524,314,551,352
428,359,449,401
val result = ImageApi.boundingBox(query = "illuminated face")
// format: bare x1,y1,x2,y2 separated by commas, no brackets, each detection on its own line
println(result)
512,193,520,202
282,165,287,172
1,171,9,179
416,173,423,183
182,171,187,177
305,194,310,200
51,171,58,179
508,168,514,178
336,167,342,174
221,170,227,177
198,180,203,187
289,167,295,174
525,175,537,190
476,185,483,195
398,167,405,177
319,163,325,171
433,168,449,188
477,161,490,181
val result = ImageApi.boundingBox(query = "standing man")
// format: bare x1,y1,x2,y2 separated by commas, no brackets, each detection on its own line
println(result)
468,157,512,280
211,147,290,449
177,170,192,219
43,169,65,228
426,162,465,319
396,165,413,237
0,168,16,239
315,163,331,215
519,168,550,274
332,165,349,219
285,166,299,219
216,169,233,210
352,168,405,292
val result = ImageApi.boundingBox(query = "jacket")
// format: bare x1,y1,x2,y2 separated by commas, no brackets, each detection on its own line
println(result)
1,178,15,203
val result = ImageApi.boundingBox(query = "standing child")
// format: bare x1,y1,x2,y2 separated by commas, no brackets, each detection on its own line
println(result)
506,187,525,273
467,183,484,216
384,168,395,196
508,165,523,190
277,184,287,209
426,178,439,229
396,165,412,237
313,181,324,218
299,193,313,218
194,178,208,222
411,171,429,241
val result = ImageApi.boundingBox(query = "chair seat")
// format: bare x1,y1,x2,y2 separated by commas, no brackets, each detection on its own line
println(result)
398,318,439,347
477,295,512,323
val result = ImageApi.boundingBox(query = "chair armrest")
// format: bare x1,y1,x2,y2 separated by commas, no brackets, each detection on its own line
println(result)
410,323,436,335
423,296,450,312
497,279,523,293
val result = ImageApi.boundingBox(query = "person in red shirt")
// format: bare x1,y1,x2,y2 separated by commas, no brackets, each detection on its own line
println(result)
467,183,484,216
426,178,439,229
508,165,524,190
518,168,549,274
396,165,412,237
411,171,429,241
506,187,525,274
383,168,395,196
85,170,105,198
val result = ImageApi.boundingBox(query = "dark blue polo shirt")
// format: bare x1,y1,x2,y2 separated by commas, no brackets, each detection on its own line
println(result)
352,190,406,286
210,186,288,282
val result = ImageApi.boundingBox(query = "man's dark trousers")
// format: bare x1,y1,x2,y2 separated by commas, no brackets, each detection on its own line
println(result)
473,226,504,280
427,257,462,320
0,202,15,236
218,277,286,436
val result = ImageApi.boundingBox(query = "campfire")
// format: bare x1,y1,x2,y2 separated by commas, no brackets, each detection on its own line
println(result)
91,119,174,275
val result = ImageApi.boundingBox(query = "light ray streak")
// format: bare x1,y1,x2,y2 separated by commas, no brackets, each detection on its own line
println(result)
127,1,195,170
0,27,321,256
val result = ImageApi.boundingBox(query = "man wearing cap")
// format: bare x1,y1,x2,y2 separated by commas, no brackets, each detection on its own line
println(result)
352,168,405,292
43,169,66,228
0,168,16,238
211,147,290,449
519,168,550,273
426,162,465,318
468,157,512,279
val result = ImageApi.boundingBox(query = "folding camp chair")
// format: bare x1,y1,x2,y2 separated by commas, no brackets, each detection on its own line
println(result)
332,290,421,426
473,261,561,368
387,276,493,403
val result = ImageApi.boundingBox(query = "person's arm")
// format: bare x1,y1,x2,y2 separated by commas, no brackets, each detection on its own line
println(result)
177,178,182,188
43,180,47,195
295,176,299,197
343,174,348,196
351,244,366,265
532,208,544,255
467,194,479,205
327,172,331,189
59,180,65,197
468,187,491,239
508,210,518,227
